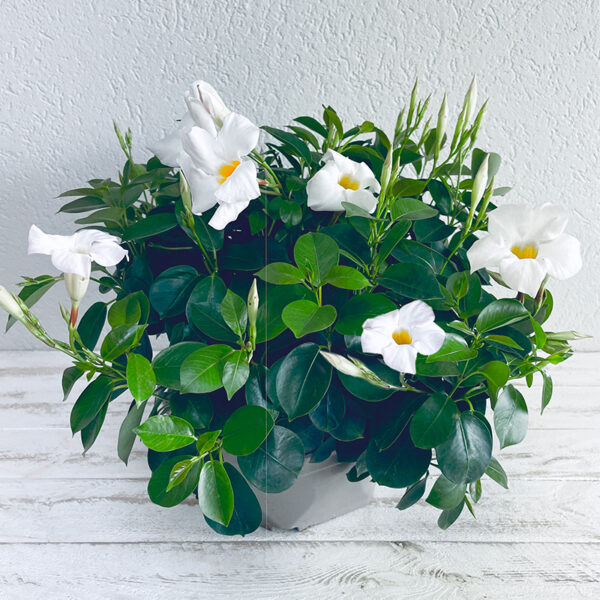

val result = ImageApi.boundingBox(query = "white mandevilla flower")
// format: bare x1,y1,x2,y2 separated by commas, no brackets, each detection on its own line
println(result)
150,80,231,167
28,225,128,322
180,112,260,230
306,150,381,213
467,203,582,297
361,300,445,374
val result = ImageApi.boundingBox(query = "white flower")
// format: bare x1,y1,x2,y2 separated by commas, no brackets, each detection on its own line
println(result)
361,300,445,374
306,150,381,213
467,204,582,297
28,225,128,309
150,80,231,167
0,285,26,324
180,112,260,230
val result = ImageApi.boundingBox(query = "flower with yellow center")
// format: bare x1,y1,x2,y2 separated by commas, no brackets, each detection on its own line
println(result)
180,112,260,230
467,204,582,297
361,300,445,374
306,149,381,213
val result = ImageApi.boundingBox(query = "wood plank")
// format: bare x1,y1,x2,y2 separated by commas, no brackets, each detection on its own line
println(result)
0,478,598,544
0,541,599,599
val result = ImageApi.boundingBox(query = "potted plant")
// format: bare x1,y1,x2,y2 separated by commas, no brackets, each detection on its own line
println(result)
0,78,583,535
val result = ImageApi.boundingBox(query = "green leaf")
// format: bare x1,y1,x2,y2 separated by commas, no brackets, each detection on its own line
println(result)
485,456,509,489
62,366,84,401
427,475,466,510
100,324,146,362
309,385,346,433
322,265,369,290
438,501,464,530
485,334,523,350
80,402,108,453
391,197,438,220
494,385,528,449
335,293,396,336
378,220,411,262
282,300,337,338
121,212,178,241
436,412,492,484
237,425,305,493
222,350,250,400
366,431,431,488
409,394,458,449
222,405,275,456
293,116,328,137
475,299,529,333
134,415,196,452
108,291,149,327
541,372,553,414
152,342,205,390
262,126,312,164
256,284,310,343
479,361,510,389
126,354,156,405
180,345,234,394
204,463,262,536
149,265,198,319
77,302,107,350
117,401,146,465
220,290,247,337
276,343,332,419
396,475,428,510
70,376,113,434
6,275,58,331
293,233,339,286
170,394,213,430
59,196,106,213
198,461,235,526
186,276,237,342
379,263,441,299
256,262,305,285
166,457,200,492
148,455,202,507
393,178,427,197
426,333,477,362
195,430,221,455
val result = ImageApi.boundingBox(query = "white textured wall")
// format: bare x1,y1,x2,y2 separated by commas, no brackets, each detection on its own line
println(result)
1,0,598,350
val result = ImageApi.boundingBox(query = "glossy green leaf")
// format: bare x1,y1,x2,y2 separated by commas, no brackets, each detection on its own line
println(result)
485,456,509,489
276,343,332,419
438,501,464,530
117,400,146,465
436,412,492,484
494,384,528,448
222,405,275,456
152,342,205,390
100,324,146,362
379,263,441,299
409,394,458,449
134,415,196,452
77,302,107,350
222,350,250,400
475,299,529,333
541,371,553,414
282,300,337,338
335,293,396,336
256,263,305,285
392,196,438,220
322,265,369,290
121,212,178,241
238,425,305,493
198,461,235,526
70,375,113,434
108,291,149,327
293,232,339,285
426,475,466,510
396,475,428,510
426,333,477,362
148,455,202,507
220,289,247,337
126,354,156,405
180,345,234,394
166,457,201,492
149,265,197,319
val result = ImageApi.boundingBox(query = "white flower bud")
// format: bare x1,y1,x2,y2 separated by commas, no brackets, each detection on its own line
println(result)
435,94,448,158
464,75,478,123
471,154,489,210
247,279,259,346
0,285,26,323
64,273,90,307
320,351,365,378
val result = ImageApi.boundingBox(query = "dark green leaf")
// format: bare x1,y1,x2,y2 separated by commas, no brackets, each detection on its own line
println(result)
494,384,528,448
427,475,466,510
149,265,197,319
70,376,113,434
438,501,464,530
152,342,205,390
180,345,234,394
148,455,202,507
121,212,178,241
293,233,339,286
396,475,428,510
409,394,457,449
335,293,396,336
117,401,146,465
392,197,438,220
100,324,146,362
198,461,234,526
485,456,509,489
282,300,337,338
379,263,441,299
222,405,275,456
541,372,553,414
476,299,529,333
426,333,477,362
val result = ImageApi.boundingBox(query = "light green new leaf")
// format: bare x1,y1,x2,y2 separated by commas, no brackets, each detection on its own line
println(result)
256,262,305,285
222,350,250,400
198,461,235,526
126,354,156,405
180,345,235,394
282,300,337,338
134,415,196,452
220,290,247,337
322,265,369,290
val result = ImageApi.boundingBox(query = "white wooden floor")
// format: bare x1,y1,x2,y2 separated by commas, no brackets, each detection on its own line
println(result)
0,351,599,599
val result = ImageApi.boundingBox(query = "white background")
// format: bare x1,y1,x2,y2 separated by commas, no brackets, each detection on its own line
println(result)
1,0,598,349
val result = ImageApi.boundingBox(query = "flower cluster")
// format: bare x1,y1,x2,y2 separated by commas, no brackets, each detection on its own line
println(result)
0,78,584,536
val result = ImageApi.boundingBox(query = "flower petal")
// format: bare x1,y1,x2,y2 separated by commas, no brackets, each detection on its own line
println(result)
28,225,73,256
189,80,231,127
182,126,223,173
89,241,128,267
499,254,547,296
381,344,418,374
396,300,435,328
412,323,445,355
538,233,582,280
215,159,259,205
467,234,509,272
185,98,218,136
51,250,92,279
306,164,344,211
343,189,378,213
529,203,568,243
180,157,219,214
209,200,250,230
218,112,260,158
487,205,535,242
149,113,194,167
354,161,381,192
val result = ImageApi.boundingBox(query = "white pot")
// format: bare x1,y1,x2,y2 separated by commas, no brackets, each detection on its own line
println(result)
252,455,375,531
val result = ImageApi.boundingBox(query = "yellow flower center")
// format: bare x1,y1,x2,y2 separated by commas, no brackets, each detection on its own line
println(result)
392,329,412,345
338,174,359,190
218,160,240,184
511,244,538,260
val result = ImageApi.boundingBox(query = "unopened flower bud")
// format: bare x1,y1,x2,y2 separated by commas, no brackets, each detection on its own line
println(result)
0,285,26,323
435,94,448,159
471,154,489,210
464,75,478,123
247,279,259,346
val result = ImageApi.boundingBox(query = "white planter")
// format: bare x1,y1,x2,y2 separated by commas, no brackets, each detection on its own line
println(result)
253,455,375,531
